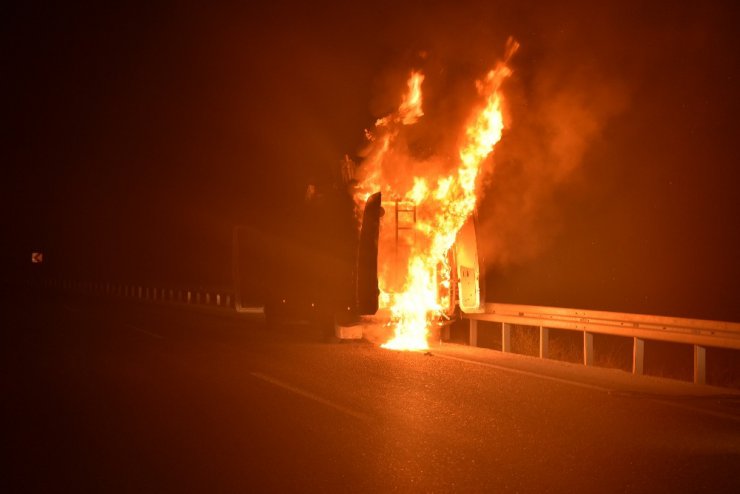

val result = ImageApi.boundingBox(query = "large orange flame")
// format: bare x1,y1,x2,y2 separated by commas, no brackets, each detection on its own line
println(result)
356,40,518,351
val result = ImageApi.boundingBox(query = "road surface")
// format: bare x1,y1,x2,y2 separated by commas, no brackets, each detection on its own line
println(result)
3,293,740,492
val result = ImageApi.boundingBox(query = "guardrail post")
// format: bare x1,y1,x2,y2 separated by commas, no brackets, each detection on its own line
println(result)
632,337,644,375
539,326,549,359
693,345,706,385
469,319,478,347
584,332,594,366
501,323,511,352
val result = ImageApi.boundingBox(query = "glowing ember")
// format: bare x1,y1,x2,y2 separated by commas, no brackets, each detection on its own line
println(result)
356,39,519,351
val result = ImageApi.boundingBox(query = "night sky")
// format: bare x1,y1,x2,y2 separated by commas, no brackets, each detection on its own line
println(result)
5,1,740,320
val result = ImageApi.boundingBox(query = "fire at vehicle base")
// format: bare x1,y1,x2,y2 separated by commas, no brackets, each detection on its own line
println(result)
334,311,444,349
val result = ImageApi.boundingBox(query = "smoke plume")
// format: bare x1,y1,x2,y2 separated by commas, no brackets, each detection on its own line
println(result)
478,55,629,267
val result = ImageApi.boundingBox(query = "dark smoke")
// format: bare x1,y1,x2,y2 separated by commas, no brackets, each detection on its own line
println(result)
479,41,630,266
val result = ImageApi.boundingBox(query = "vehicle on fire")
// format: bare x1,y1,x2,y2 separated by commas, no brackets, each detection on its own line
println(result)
232,167,484,338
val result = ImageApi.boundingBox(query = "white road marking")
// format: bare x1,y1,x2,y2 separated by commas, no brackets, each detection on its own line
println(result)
434,353,740,423
250,372,370,421
434,353,611,392
236,306,264,314
121,322,164,339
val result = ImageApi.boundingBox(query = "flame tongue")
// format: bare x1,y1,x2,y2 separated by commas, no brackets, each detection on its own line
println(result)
357,41,518,351
399,71,425,125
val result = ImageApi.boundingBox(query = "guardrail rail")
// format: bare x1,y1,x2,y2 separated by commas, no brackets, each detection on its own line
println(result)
40,279,237,310
461,303,740,385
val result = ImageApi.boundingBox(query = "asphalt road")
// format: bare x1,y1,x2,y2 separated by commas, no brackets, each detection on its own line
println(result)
2,293,740,493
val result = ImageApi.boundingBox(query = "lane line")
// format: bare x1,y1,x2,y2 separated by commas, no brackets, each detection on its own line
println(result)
250,372,370,421
434,353,740,423
433,353,611,392
121,322,164,339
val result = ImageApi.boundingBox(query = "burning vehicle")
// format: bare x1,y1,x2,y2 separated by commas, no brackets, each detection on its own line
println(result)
239,38,518,350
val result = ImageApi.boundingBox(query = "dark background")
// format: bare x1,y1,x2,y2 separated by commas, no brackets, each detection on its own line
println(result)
4,1,739,320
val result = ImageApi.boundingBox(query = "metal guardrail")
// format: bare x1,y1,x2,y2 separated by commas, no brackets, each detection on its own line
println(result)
36,279,740,384
462,303,740,385
41,279,237,310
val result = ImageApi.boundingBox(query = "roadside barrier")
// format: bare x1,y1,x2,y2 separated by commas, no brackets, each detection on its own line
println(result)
35,279,739,385
461,303,740,385
40,278,235,311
